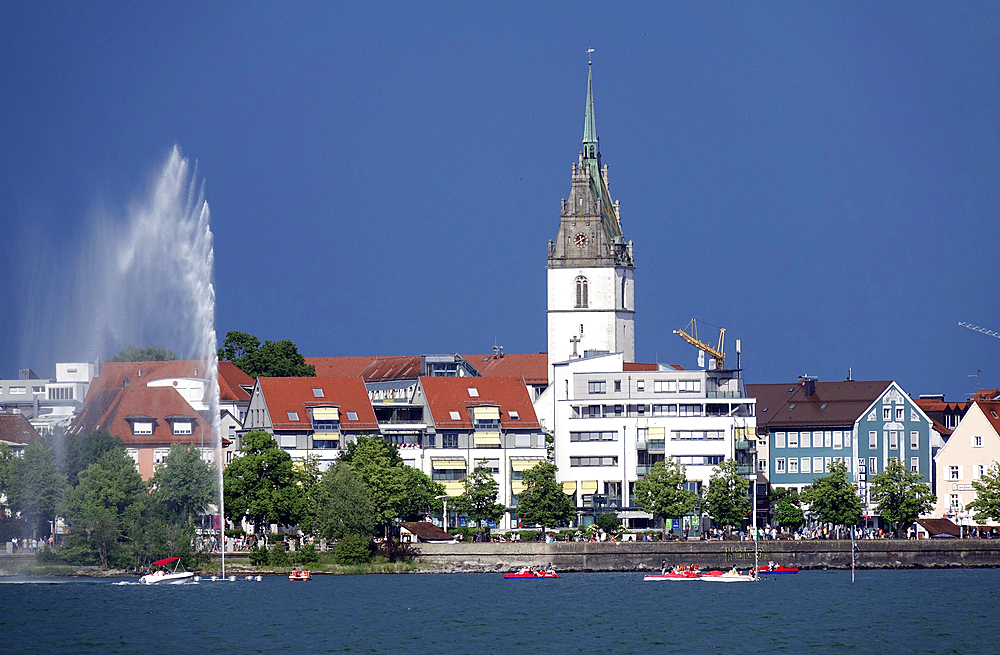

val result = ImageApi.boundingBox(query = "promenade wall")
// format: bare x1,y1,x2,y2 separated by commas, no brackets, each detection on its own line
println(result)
415,539,1000,572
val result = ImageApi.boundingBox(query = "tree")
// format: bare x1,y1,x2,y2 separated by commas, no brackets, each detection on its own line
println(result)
109,344,177,362
869,458,936,532
800,459,862,528
64,448,146,568
217,330,315,377
453,462,505,534
595,511,622,536
515,461,576,534
223,430,305,533
340,435,443,532
150,443,216,523
297,454,325,535
769,487,806,531
703,458,751,535
633,459,698,536
968,462,1000,524
316,461,376,540
6,441,63,538
64,430,125,485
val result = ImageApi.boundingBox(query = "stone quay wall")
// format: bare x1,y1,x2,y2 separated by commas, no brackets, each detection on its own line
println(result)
415,539,1000,573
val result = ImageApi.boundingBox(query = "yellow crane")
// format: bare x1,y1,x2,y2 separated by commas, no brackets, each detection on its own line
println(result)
674,318,726,370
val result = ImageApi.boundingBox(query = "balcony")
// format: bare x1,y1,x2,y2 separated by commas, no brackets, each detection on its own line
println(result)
647,440,665,453
734,439,756,452
636,465,651,476
736,465,752,475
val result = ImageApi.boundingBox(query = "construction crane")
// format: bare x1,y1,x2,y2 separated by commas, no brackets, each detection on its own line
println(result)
674,318,726,370
959,322,1000,340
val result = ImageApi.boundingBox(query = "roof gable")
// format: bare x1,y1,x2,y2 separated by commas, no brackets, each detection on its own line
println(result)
748,380,893,429
0,414,41,445
420,376,540,429
257,377,378,430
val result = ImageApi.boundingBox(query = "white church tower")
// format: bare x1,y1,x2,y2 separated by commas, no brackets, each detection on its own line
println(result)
547,62,635,382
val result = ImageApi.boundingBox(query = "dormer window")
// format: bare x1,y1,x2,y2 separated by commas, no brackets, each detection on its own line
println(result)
509,410,520,420
172,420,192,436
133,421,153,436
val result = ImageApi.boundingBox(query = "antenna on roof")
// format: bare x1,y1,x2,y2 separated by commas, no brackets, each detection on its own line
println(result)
493,341,503,359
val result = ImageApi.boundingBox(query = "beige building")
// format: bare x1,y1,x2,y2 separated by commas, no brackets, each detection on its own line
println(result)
933,400,1000,526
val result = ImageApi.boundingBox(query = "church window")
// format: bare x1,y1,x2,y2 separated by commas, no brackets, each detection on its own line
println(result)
575,277,588,308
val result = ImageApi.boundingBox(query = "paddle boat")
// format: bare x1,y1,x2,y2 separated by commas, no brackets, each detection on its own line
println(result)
644,564,701,581
700,567,756,583
504,567,559,579
757,562,798,574
140,557,194,585
288,569,313,581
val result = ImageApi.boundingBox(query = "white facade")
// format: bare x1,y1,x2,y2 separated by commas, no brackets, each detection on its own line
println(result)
546,266,634,379
933,401,1000,526
543,352,756,528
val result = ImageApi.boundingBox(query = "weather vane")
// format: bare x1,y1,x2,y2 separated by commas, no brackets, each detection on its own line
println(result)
587,48,594,64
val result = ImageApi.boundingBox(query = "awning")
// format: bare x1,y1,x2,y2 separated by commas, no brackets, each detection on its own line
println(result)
511,459,542,472
442,480,465,496
580,480,598,495
312,407,340,420
473,432,501,446
562,481,577,495
431,459,467,470
312,432,339,441
512,480,527,494
648,426,666,440
472,406,500,420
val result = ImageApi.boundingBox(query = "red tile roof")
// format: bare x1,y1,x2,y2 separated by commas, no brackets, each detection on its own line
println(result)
420,376,540,429
94,385,209,446
257,377,379,430
0,414,41,445
977,401,1000,435
306,356,422,381
748,380,894,429
464,353,548,384
218,361,253,402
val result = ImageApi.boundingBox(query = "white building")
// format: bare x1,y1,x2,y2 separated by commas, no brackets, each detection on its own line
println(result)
933,400,1000,528
539,351,756,530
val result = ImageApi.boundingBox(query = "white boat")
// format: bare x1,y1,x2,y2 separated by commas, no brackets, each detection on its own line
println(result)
140,557,194,584
700,570,755,583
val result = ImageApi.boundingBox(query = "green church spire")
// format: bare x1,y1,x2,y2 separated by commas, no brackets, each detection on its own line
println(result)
583,59,598,159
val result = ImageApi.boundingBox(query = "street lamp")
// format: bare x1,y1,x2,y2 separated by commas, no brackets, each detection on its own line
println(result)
435,494,449,531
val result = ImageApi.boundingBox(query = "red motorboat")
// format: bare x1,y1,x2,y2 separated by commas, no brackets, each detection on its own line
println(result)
288,569,312,581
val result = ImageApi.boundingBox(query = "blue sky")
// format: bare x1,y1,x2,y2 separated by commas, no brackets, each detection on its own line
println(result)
2,2,998,401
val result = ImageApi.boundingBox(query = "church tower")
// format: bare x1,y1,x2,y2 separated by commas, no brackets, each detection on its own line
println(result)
547,62,635,381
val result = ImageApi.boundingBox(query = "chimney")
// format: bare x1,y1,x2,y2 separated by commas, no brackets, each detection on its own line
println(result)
799,375,817,397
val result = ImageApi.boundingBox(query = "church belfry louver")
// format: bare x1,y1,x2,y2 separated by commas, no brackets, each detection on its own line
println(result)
547,62,635,380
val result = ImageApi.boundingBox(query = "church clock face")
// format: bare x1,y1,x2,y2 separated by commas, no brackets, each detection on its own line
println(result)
575,233,588,248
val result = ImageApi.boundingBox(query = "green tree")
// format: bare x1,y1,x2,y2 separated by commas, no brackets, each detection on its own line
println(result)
217,330,315,377
595,511,622,536
800,459,862,528
64,430,125,485
150,443,216,523
64,449,146,568
633,459,698,536
869,458,936,533
6,441,63,538
453,462,505,534
340,435,443,532
515,461,576,534
316,461,376,540
108,344,178,362
223,430,304,533
296,454,325,535
967,461,1000,524
769,487,806,531
703,459,751,536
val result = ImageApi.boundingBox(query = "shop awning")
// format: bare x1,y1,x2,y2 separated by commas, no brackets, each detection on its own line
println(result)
472,406,500,420
473,432,501,446
431,459,467,470
312,407,340,420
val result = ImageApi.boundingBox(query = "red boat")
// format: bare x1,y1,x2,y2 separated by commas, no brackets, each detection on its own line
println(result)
288,569,312,581
643,572,699,581
504,569,559,579
757,565,798,574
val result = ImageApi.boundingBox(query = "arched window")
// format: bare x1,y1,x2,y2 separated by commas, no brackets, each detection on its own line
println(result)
575,276,588,308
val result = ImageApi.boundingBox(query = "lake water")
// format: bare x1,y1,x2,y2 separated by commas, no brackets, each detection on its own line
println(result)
2,569,997,654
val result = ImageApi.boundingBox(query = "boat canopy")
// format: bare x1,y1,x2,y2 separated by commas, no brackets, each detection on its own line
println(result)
151,557,181,566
